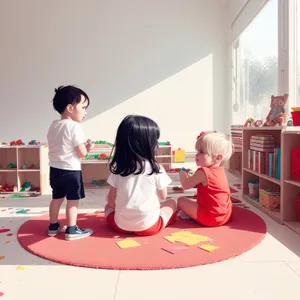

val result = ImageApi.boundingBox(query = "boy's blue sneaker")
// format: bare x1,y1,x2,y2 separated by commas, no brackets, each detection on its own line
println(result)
48,222,61,237
65,225,93,241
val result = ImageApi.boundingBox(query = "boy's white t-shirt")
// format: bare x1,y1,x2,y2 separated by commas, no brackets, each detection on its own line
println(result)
47,119,85,171
107,161,172,231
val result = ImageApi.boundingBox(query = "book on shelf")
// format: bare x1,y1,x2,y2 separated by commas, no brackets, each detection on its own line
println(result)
247,134,280,179
247,148,280,179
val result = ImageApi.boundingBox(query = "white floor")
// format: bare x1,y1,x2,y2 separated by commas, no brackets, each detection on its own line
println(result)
1,170,300,300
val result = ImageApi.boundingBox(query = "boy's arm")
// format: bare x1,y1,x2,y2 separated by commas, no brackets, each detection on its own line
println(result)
75,140,94,158
107,186,116,208
179,170,205,190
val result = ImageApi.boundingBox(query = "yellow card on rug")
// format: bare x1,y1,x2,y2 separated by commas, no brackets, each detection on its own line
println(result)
116,239,141,249
199,244,219,252
175,236,201,246
171,231,193,237
164,235,180,243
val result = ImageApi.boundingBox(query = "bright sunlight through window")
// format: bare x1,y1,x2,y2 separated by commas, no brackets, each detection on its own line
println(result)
232,0,278,124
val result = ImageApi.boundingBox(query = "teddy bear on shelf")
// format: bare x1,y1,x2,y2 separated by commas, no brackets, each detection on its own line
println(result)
263,94,288,127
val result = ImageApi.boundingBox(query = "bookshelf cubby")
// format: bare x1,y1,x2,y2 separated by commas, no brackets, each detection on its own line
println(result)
242,126,300,235
0,145,50,194
281,127,300,234
228,150,242,178
156,146,172,170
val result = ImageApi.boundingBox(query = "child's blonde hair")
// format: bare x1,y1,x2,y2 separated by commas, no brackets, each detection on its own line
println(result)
196,132,233,162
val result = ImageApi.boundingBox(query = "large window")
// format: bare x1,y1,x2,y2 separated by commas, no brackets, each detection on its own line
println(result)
232,0,278,124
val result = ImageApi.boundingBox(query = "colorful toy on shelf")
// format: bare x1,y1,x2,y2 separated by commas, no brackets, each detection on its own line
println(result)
92,179,106,186
172,186,184,192
173,148,185,163
10,139,25,146
287,119,293,126
21,162,40,169
291,107,300,126
20,181,40,192
98,153,108,160
0,184,17,193
243,118,263,128
158,141,171,146
7,163,17,169
94,140,114,147
28,140,40,145
254,120,263,127
244,118,255,127
263,94,288,127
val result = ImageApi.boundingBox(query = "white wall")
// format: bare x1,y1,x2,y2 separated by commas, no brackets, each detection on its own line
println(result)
0,0,230,151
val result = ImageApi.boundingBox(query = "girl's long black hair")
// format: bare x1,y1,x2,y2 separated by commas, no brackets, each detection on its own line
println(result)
109,115,161,176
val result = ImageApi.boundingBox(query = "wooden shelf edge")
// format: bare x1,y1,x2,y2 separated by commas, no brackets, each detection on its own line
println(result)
243,126,284,131
284,180,300,188
284,221,300,235
243,194,282,224
243,168,281,185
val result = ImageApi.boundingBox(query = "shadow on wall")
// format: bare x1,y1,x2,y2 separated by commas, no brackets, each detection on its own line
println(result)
0,0,229,149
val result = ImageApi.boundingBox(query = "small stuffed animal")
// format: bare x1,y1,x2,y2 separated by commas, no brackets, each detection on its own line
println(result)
263,94,288,126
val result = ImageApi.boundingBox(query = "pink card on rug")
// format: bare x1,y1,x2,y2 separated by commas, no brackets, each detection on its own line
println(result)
161,246,187,254
0,229,10,234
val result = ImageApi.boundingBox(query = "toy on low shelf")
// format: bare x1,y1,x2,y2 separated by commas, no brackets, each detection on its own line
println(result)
21,162,40,169
244,118,263,128
0,184,17,193
7,163,17,169
20,181,40,192
28,140,40,145
10,139,25,146
91,179,106,187
158,141,171,146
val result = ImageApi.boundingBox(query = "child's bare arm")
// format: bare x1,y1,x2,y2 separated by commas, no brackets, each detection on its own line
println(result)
158,187,168,200
75,140,94,158
179,170,205,190
107,186,117,208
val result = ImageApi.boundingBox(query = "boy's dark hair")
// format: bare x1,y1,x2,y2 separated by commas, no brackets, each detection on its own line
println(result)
110,115,161,176
52,85,90,114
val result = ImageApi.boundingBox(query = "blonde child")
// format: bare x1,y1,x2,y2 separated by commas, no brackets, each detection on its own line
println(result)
105,115,177,236
178,132,233,227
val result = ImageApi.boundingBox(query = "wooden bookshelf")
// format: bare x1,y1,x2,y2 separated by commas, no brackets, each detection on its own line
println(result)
81,144,173,188
242,127,283,224
0,145,50,195
242,126,300,235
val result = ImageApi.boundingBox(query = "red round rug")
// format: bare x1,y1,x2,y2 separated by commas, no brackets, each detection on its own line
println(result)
17,207,266,270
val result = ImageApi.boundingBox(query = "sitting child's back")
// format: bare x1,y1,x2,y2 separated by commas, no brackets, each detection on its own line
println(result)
108,160,170,231
105,114,177,236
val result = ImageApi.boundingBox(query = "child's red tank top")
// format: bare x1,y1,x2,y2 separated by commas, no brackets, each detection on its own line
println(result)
196,166,232,226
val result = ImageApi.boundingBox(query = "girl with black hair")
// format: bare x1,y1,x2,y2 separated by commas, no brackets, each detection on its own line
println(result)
105,115,177,236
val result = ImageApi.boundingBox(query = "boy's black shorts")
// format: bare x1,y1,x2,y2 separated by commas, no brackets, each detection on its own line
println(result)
50,167,85,200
